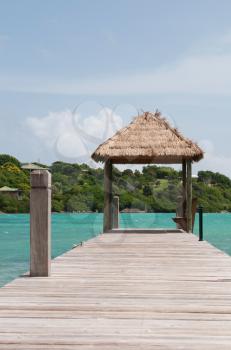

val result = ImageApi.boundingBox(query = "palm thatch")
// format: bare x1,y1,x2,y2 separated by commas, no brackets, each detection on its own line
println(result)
91,111,203,164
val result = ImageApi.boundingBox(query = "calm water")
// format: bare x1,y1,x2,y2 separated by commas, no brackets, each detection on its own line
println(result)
0,213,231,287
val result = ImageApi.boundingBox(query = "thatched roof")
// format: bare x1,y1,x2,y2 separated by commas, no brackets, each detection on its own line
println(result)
91,111,203,164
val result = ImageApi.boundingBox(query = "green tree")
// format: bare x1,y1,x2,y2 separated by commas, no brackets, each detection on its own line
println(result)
143,185,152,196
0,154,21,167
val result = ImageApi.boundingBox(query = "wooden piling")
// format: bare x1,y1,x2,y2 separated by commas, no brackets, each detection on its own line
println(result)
186,160,192,233
103,160,112,232
113,195,119,229
182,159,187,217
30,170,51,277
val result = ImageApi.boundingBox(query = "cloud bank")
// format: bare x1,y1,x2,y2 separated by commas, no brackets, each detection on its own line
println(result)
26,108,123,164
25,107,231,177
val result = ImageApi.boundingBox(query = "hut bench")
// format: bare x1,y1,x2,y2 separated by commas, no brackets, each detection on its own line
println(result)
173,198,198,232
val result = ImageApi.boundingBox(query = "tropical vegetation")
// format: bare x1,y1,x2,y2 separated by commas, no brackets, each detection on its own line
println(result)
0,154,231,213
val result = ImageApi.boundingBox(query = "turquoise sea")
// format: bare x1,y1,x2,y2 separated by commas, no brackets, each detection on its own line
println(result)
0,213,231,287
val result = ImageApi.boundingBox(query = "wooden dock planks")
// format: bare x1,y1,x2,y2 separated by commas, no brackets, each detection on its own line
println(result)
1,232,231,349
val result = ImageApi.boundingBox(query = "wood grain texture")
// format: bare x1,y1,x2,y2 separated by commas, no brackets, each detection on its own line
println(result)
1,231,231,349
30,170,51,277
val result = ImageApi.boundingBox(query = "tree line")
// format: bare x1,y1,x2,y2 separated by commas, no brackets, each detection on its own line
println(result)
0,154,231,213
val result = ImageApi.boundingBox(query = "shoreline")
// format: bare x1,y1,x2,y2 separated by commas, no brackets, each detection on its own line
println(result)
0,211,230,215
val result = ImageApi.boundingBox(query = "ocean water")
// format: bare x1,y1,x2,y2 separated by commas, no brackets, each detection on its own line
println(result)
0,213,231,287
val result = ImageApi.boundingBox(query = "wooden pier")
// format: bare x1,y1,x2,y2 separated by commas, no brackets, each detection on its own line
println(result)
1,231,231,349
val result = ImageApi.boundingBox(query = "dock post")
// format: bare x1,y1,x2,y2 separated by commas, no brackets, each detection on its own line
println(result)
103,160,112,232
198,206,203,241
182,160,187,217
30,170,51,277
186,160,192,233
113,195,119,228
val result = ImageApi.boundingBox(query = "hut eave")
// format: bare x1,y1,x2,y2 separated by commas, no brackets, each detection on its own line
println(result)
91,111,204,164
91,154,203,164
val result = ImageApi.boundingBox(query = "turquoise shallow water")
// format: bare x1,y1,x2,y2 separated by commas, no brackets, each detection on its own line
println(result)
0,213,231,287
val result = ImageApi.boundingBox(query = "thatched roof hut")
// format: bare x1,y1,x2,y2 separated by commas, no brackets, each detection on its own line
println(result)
92,111,203,164
91,111,204,234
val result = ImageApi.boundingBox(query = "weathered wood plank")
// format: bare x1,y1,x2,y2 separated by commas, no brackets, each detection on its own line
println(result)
0,232,231,349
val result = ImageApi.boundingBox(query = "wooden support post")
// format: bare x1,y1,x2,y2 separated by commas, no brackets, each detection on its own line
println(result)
30,170,51,277
186,160,192,233
182,160,187,217
113,195,119,229
103,160,112,232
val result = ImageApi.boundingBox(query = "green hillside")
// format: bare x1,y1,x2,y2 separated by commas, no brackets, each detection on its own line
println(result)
0,154,231,213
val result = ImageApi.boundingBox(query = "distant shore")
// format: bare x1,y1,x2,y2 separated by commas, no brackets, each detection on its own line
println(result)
1,154,231,214
0,210,230,215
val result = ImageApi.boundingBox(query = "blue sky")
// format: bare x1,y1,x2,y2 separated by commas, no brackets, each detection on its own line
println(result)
1,0,231,175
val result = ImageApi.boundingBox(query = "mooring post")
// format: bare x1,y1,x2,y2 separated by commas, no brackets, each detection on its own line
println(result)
30,170,51,277
113,195,119,229
198,206,203,241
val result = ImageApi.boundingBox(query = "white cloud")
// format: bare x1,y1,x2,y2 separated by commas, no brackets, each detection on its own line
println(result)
25,109,231,176
26,108,123,164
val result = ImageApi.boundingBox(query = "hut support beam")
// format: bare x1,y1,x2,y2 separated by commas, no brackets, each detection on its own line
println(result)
182,160,187,217
186,160,192,233
104,160,112,232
